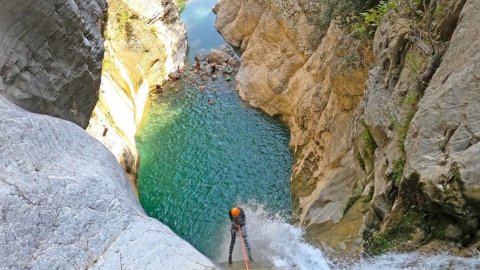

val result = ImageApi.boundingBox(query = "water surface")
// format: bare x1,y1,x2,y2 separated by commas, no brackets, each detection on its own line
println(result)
181,0,225,62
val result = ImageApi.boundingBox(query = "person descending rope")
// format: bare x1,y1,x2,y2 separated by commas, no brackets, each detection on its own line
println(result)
228,207,253,265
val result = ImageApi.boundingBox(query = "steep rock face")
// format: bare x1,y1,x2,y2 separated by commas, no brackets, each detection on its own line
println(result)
0,0,107,128
215,0,373,253
405,0,480,238
216,0,479,255
87,0,187,190
0,0,216,267
0,96,217,269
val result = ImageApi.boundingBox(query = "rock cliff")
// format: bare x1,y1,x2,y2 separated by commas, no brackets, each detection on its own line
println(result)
87,0,187,191
0,96,216,269
0,0,216,268
0,0,106,128
215,0,479,255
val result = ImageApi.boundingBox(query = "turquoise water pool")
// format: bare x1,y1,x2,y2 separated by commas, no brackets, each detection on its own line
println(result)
136,0,293,259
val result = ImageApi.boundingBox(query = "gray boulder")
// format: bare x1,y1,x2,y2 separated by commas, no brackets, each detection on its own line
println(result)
0,0,107,128
0,96,217,269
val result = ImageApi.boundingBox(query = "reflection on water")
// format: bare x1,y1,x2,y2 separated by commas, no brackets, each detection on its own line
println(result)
181,0,225,62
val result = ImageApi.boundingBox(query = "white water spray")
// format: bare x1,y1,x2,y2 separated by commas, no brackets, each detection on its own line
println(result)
218,203,332,270
348,252,480,270
217,203,480,270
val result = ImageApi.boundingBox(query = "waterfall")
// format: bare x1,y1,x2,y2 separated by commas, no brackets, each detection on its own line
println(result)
218,203,332,269
218,203,480,270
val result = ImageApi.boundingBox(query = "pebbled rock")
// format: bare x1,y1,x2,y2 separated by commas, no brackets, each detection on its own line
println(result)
0,0,107,128
0,96,217,270
206,45,235,65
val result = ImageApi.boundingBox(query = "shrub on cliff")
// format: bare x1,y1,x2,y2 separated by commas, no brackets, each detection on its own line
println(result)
303,0,382,30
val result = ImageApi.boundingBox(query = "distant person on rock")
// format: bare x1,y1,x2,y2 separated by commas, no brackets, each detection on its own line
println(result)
168,66,183,81
228,207,253,264
195,59,201,71
210,63,217,75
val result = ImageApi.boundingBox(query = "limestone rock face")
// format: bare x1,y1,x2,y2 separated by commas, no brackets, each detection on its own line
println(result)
215,0,373,253
0,0,107,128
216,0,478,255
0,96,217,270
87,0,187,191
405,0,480,229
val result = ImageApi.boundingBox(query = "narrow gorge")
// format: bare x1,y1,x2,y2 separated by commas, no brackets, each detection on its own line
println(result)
1,0,480,269
0,0,215,269
215,0,480,259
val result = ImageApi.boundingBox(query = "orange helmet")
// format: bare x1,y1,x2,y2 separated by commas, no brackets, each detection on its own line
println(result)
231,207,240,217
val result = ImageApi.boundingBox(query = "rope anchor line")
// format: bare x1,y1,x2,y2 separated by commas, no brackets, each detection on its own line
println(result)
236,224,250,270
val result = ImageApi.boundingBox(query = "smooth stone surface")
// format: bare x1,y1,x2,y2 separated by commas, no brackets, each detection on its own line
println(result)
0,96,217,269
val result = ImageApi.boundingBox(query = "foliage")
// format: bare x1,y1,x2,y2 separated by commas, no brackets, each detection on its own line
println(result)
396,91,419,149
366,210,418,256
388,159,405,185
107,2,133,38
365,173,455,255
353,0,399,38
362,1,399,27
434,3,447,18
360,119,378,153
174,0,188,12
367,234,394,256
304,0,381,31
405,50,426,77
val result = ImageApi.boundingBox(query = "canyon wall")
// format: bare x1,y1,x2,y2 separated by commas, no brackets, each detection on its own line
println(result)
0,96,216,269
87,0,187,190
0,0,216,268
0,0,106,128
215,0,479,255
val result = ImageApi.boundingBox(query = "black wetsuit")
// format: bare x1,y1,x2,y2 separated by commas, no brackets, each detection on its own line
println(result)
228,207,253,262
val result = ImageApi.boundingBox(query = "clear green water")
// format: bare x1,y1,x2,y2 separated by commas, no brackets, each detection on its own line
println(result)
137,80,293,258
136,0,293,259
180,0,225,62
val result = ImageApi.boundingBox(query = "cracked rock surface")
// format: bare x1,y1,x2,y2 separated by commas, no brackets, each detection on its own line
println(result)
0,0,106,128
405,0,480,223
0,96,217,269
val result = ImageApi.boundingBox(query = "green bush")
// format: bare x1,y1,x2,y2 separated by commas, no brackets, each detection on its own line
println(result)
305,0,382,30
396,91,419,149
174,0,188,12
388,159,405,185
360,119,377,153
405,50,426,77
353,0,399,38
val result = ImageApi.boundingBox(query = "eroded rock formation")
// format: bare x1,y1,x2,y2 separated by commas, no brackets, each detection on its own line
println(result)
0,96,216,269
405,0,480,243
0,0,106,128
0,0,216,268
87,0,187,191
216,0,479,255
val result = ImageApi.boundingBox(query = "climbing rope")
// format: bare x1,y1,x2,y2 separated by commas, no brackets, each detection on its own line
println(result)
236,224,250,270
